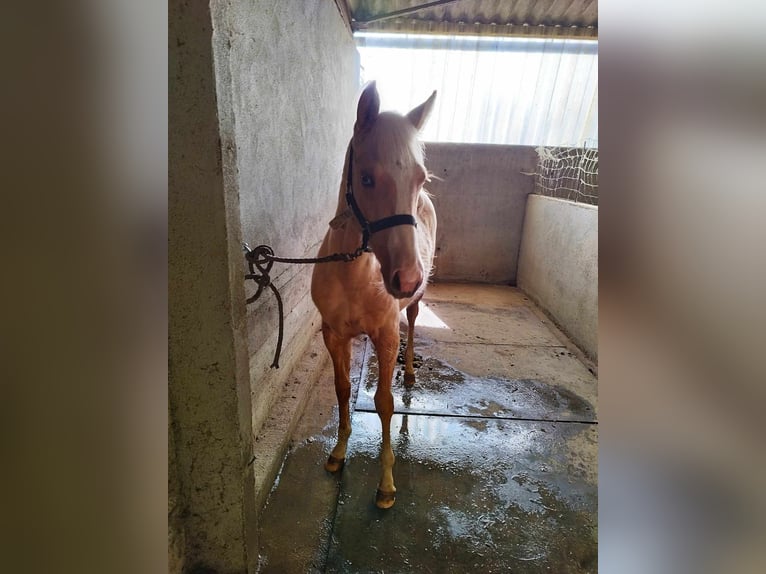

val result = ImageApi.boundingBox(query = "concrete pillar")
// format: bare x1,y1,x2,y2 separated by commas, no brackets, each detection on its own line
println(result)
169,0,256,571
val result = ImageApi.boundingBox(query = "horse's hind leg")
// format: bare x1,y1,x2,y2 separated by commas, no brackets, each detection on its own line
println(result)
322,323,352,473
403,297,421,387
370,322,399,509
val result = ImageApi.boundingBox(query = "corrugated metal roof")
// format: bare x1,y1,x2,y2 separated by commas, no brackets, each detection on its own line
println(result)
345,0,598,38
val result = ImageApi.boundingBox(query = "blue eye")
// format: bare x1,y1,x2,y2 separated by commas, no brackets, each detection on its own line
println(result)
361,174,375,188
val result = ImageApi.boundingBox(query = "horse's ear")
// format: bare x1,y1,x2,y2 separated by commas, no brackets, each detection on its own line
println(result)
355,81,380,134
407,90,437,131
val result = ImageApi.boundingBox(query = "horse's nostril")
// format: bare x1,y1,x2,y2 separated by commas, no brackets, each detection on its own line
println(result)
390,268,422,296
392,271,401,292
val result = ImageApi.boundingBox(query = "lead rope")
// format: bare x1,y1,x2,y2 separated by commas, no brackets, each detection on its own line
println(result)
244,147,367,368
242,242,370,369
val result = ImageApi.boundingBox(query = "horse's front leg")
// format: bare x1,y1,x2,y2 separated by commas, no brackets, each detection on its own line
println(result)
403,297,421,387
370,320,399,509
322,323,352,473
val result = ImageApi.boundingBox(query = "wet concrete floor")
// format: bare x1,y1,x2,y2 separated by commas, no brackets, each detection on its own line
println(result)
257,284,597,573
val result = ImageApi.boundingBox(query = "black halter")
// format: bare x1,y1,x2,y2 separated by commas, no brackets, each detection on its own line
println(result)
344,145,418,251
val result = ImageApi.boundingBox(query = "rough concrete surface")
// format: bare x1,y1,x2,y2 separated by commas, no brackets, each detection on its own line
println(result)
212,0,359,438
518,195,598,360
250,331,331,515
257,284,598,573
170,1,359,572
424,144,538,284
170,1,256,571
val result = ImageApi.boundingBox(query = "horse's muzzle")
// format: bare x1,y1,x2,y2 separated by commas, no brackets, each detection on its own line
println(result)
390,267,423,299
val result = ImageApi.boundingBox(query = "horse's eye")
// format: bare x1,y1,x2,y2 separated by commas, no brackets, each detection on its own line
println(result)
360,174,375,188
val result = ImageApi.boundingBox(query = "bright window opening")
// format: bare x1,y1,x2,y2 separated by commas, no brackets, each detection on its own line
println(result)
356,32,598,147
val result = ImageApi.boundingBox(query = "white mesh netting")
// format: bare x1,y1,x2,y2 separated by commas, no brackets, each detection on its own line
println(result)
534,146,598,206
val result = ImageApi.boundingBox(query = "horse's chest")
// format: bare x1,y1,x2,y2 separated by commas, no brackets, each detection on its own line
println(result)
319,283,397,338
341,315,365,334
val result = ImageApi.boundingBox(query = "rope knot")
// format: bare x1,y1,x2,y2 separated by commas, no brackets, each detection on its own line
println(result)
241,239,372,370
244,244,277,303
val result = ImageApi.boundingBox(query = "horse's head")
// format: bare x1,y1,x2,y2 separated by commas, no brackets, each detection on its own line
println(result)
349,82,436,299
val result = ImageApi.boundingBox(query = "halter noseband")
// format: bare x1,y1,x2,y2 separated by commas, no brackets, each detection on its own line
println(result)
344,145,418,252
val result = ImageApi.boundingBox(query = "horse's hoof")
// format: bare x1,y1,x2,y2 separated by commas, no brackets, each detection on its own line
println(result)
403,372,416,387
325,455,345,473
375,489,396,509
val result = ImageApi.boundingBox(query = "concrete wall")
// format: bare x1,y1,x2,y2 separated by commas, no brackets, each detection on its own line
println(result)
424,143,538,284
517,195,598,360
170,1,358,572
217,0,359,437
168,411,186,573
169,0,257,571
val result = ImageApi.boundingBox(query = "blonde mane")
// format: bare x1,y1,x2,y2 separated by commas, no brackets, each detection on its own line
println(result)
367,111,425,170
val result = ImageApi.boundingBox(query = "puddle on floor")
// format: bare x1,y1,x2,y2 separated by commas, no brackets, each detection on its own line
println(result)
357,350,596,423
259,285,597,573
325,413,597,573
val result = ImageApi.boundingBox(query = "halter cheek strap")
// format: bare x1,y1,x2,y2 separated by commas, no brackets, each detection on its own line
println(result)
344,145,418,251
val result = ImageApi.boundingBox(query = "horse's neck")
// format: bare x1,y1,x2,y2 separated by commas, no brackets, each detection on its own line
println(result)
324,214,358,249
332,179,349,221
326,144,364,253
333,143,352,218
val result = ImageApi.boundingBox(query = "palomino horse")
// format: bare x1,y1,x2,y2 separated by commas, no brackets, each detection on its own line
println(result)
311,82,437,509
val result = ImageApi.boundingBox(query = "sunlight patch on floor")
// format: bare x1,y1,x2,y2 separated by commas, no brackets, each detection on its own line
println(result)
400,304,450,329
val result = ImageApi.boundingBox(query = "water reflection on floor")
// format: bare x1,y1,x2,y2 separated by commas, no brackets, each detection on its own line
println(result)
257,284,598,573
